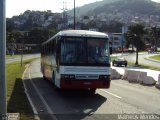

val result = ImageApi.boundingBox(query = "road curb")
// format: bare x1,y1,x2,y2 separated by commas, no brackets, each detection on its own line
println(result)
22,63,40,120
23,59,58,120
144,57,160,63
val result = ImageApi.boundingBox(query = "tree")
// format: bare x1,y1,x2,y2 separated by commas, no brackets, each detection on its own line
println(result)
149,27,160,52
25,28,57,44
125,24,145,65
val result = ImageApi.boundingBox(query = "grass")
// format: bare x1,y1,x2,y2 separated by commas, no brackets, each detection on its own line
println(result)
6,54,29,59
149,55,160,61
111,56,116,61
6,54,21,59
7,58,37,120
128,61,160,71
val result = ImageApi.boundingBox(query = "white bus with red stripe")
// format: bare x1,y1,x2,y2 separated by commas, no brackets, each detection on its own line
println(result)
41,30,111,93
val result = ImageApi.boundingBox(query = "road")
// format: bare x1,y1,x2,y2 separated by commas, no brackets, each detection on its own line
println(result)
23,59,160,120
120,52,160,67
6,54,40,64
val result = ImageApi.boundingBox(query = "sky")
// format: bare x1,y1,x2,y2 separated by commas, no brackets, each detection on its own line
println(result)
6,0,160,18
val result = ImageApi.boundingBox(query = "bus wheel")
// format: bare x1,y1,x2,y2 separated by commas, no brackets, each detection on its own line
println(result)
90,88,96,94
43,76,47,80
52,72,56,86
52,72,59,91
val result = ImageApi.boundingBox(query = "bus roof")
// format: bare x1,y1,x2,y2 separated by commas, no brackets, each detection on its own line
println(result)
42,30,108,45
58,30,108,38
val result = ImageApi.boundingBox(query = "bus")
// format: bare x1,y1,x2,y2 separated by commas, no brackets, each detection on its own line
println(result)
41,30,111,93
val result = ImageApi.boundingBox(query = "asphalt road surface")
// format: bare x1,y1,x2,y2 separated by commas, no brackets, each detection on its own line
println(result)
23,59,160,120
121,52,160,67
6,53,40,64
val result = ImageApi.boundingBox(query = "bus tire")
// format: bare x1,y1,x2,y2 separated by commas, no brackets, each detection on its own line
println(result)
52,72,59,91
43,76,47,80
90,88,96,94
52,72,56,86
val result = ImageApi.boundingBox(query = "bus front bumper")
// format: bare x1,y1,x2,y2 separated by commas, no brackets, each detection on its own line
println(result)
60,79,111,89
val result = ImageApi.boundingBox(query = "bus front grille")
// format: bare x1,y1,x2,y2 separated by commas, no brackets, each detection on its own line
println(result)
75,74,99,79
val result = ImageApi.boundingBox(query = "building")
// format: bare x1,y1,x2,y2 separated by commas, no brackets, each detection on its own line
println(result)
109,33,126,52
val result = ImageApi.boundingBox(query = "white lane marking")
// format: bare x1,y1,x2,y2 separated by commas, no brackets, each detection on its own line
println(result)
29,69,58,120
100,89,122,99
28,67,58,120
22,64,40,120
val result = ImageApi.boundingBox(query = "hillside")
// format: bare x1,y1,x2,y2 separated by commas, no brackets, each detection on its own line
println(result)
69,0,160,17
68,0,120,16
90,0,160,16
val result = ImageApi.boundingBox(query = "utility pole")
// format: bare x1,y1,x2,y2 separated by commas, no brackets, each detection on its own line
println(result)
0,0,7,119
21,39,24,66
61,1,68,29
74,0,75,29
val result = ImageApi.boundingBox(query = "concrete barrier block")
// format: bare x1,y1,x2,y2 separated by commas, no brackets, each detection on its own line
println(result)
127,70,140,83
111,69,121,80
155,82,160,89
116,73,121,79
122,69,128,80
137,72,147,84
142,76,156,85
155,74,160,89
127,70,134,80
111,69,116,79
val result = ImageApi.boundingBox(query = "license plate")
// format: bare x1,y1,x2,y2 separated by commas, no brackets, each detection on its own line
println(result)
84,82,91,85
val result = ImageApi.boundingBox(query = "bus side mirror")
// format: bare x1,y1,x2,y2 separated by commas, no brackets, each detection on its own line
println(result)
109,47,112,55
109,41,112,55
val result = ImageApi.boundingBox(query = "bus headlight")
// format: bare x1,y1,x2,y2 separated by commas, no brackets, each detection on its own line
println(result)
69,75,75,79
99,75,109,79
61,74,75,79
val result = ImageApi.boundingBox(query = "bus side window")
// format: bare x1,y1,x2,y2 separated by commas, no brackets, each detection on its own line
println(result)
49,42,51,54
47,43,49,54
43,46,45,56
51,41,53,54
52,40,55,54
56,40,61,64
48,43,50,54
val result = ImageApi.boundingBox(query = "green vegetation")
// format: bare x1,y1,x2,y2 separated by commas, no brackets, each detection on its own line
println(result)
149,55,160,61
124,24,145,65
6,55,20,59
6,54,29,59
7,59,37,120
128,61,160,71
111,56,117,61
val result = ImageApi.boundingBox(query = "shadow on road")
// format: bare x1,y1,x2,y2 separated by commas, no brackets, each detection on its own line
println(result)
30,77,108,120
7,78,34,119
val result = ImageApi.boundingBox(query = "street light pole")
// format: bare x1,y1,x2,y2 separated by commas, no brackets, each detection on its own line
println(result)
74,0,75,29
0,0,7,119
134,34,138,65
21,39,23,66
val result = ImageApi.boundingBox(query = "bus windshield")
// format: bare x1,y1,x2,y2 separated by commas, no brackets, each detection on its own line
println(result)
60,37,109,66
